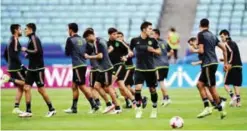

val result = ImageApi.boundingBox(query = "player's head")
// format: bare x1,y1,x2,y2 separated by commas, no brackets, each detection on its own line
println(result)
187,37,197,48
152,29,160,39
108,27,118,40
170,27,176,32
68,23,78,36
140,21,153,36
219,29,230,42
10,24,22,36
199,18,209,30
83,29,95,43
25,23,36,36
117,31,124,41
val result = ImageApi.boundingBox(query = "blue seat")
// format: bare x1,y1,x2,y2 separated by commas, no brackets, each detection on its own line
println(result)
209,11,219,17
209,4,221,11
232,11,244,17
222,4,233,11
218,24,229,30
196,11,208,18
200,0,211,4
212,0,222,3
223,0,234,4
230,30,241,36
234,4,245,11
197,5,208,11
220,11,231,17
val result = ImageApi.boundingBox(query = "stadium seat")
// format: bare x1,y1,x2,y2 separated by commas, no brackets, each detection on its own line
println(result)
222,4,233,11
200,0,211,4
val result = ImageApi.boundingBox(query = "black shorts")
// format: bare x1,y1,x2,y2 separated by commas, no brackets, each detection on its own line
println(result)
199,64,218,87
96,70,112,87
124,68,135,86
112,64,126,81
73,66,87,86
156,68,169,81
225,67,242,86
9,69,26,86
134,71,157,88
25,69,45,88
89,70,98,87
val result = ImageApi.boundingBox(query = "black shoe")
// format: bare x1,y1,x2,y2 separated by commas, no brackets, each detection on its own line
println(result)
125,104,132,109
142,96,148,109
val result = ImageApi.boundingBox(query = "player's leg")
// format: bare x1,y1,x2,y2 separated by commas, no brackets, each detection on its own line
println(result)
196,67,213,118
64,83,79,113
146,71,158,118
94,73,114,113
134,71,144,118
207,65,226,119
205,87,216,107
90,71,101,107
19,71,33,118
35,70,56,117
224,69,236,106
157,68,171,106
233,68,242,107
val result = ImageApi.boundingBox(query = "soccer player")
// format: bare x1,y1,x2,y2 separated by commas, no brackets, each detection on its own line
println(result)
191,19,228,119
116,31,148,109
107,28,136,108
2,24,26,114
188,37,226,109
18,23,56,117
152,29,173,106
219,29,242,107
83,29,121,114
64,23,99,114
130,21,161,118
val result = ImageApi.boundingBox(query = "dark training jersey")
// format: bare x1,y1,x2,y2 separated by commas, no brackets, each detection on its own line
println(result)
154,38,171,69
25,33,44,71
130,36,159,71
197,29,219,67
225,39,242,67
4,36,22,72
124,42,134,70
65,34,87,69
107,40,128,65
93,38,113,72
86,42,99,71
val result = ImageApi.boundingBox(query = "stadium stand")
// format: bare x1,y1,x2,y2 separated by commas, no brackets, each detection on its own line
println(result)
192,0,247,37
1,0,164,44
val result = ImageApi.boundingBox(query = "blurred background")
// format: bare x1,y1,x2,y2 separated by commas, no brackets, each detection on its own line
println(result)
1,0,247,88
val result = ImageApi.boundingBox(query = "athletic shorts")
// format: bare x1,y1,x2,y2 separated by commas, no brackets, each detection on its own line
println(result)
25,69,45,88
96,70,112,87
89,70,98,87
134,70,157,88
9,68,26,86
112,64,126,81
124,68,135,86
199,64,218,87
72,66,87,86
156,68,169,81
225,67,242,86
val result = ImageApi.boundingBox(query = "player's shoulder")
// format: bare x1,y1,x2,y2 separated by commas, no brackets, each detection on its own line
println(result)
130,36,140,42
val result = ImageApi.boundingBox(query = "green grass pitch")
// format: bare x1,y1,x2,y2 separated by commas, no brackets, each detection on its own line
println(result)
1,88,247,130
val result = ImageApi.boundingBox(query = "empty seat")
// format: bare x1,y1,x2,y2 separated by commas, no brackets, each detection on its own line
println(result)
211,0,223,3
209,4,221,11
234,4,245,11
200,0,211,4
197,5,208,11
222,4,233,11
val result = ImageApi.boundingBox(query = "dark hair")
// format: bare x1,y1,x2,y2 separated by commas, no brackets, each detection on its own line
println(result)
85,27,94,32
10,24,20,34
117,31,124,36
219,29,230,36
108,27,118,35
170,27,176,32
83,29,94,38
140,21,152,31
26,23,36,33
200,18,209,28
187,37,196,43
68,23,78,33
153,29,160,36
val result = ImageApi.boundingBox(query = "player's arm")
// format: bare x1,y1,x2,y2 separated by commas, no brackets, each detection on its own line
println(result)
23,36,40,54
217,42,229,71
65,38,72,56
129,38,136,58
195,33,204,54
108,45,114,53
225,43,234,64
167,44,174,57
9,39,20,61
191,60,202,66
147,39,161,55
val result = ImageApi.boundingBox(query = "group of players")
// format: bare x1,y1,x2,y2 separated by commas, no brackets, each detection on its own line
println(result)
1,18,242,119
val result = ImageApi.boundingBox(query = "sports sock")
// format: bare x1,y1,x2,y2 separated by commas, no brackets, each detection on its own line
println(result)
135,90,142,107
88,97,97,109
151,91,158,108
95,98,101,106
14,103,19,108
106,101,112,107
163,95,169,100
236,95,240,103
71,98,78,110
202,98,209,108
26,102,31,113
229,90,234,98
125,98,130,106
210,100,216,107
46,102,54,111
